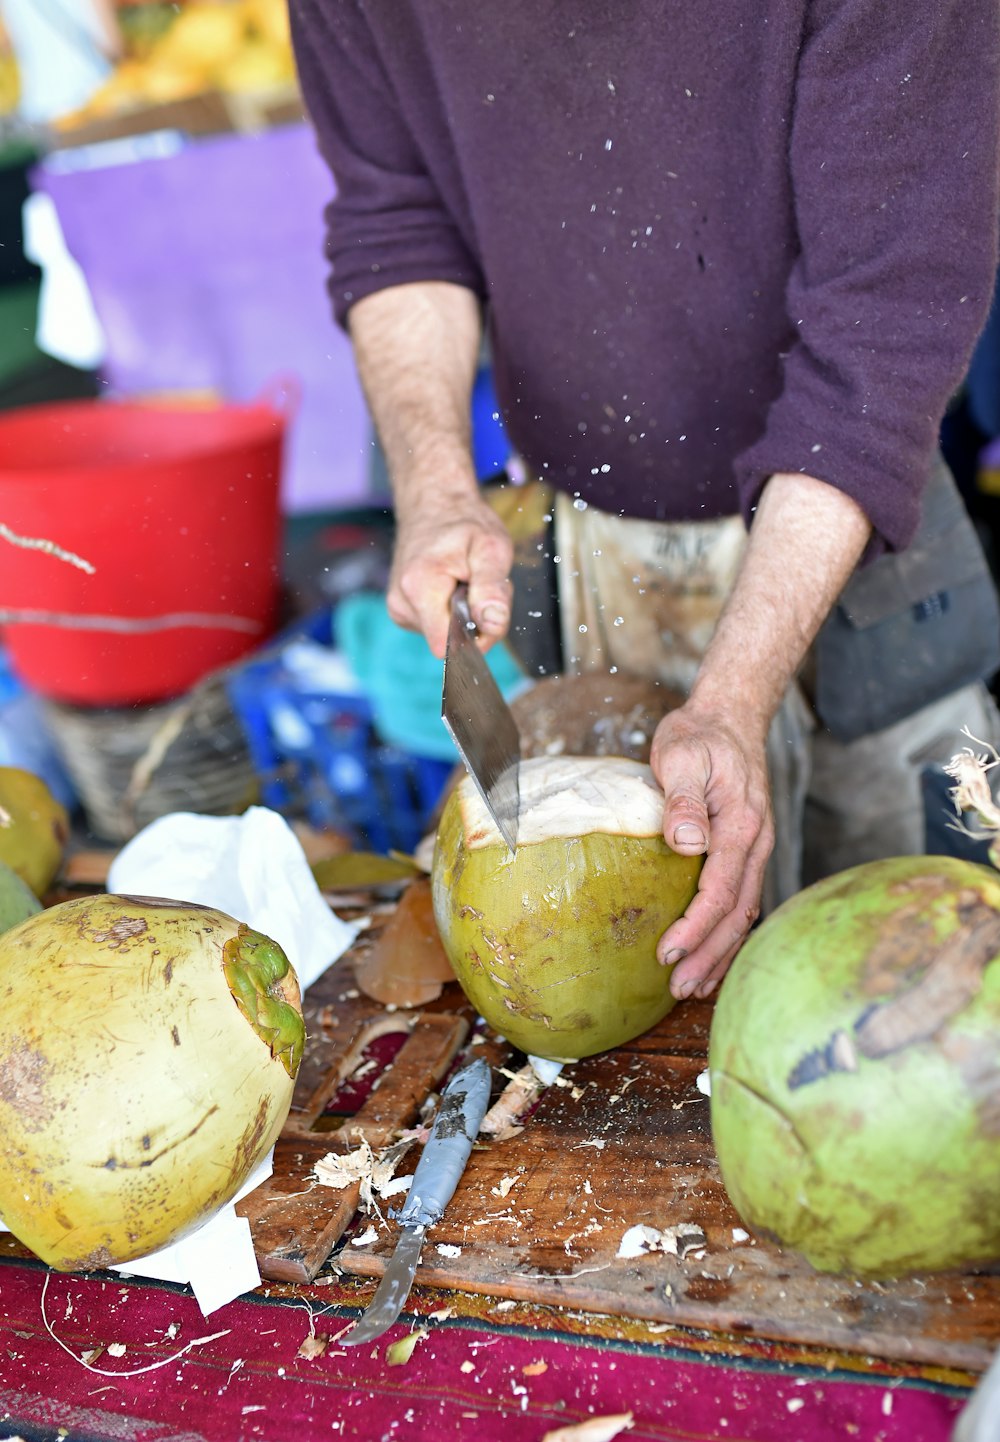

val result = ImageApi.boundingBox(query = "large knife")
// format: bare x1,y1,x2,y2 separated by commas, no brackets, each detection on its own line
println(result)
441,583,520,852
342,1057,492,1346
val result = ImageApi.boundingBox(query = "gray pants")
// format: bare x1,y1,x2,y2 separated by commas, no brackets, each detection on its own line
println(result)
550,486,1000,911
764,680,1000,911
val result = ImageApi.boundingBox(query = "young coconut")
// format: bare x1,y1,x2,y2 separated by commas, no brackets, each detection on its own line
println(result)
708,739,1000,1278
431,755,702,1060
0,766,70,898
0,893,303,1271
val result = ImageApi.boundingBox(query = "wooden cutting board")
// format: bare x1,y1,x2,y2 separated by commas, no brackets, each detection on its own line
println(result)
238,910,1000,1373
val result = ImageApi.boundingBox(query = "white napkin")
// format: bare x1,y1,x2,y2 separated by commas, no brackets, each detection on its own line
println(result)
107,805,358,990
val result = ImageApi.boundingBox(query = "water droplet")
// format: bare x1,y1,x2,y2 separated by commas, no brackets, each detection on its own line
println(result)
613,616,625,627
578,624,588,634
573,497,588,511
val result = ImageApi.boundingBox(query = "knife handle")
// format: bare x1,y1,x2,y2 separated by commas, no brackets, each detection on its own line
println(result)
394,1057,492,1229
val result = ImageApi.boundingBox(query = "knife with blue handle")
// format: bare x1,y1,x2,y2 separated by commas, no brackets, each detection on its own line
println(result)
342,1057,492,1346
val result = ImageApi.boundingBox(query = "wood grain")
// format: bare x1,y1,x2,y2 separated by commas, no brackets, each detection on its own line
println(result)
241,915,1000,1371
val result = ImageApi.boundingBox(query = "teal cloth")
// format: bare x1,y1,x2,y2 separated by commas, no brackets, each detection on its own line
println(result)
334,592,526,761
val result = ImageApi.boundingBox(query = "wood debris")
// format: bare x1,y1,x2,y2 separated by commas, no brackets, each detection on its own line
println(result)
616,1223,707,1260
312,1132,416,1218
296,1333,329,1360
491,1170,525,1199
522,1359,548,1376
541,1413,634,1442
481,1063,548,1139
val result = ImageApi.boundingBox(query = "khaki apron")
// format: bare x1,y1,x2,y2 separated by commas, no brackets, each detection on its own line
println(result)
552,492,811,910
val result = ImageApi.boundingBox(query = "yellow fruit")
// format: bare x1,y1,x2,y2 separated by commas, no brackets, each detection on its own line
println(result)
0,768,69,899
217,37,295,93
156,2,249,75
138,55,208,103
0,895,303,1270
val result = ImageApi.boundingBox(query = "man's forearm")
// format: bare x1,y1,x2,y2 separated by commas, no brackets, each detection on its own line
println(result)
688,472,873,732
347,281,513,654
347,281,483,513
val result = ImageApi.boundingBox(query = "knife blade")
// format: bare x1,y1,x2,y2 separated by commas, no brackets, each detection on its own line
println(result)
441,582,520,852
342,1056,492,1346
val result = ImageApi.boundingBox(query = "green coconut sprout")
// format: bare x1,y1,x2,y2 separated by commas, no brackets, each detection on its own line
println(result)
223,924,305,1078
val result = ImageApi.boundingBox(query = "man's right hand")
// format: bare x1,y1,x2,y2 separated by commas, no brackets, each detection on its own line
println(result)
387,490,515,658
345,282,512,658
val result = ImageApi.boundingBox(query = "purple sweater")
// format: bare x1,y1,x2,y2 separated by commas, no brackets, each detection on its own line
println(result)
290,0,999,548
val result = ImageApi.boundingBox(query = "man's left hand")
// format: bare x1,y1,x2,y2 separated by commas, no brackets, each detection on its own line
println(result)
649,703,774,1001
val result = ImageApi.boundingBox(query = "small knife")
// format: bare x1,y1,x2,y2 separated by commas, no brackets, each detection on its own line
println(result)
342,1057,492,1346
441,583,520,851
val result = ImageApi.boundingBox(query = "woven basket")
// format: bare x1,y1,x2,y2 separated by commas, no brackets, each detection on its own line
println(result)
43,677,259,843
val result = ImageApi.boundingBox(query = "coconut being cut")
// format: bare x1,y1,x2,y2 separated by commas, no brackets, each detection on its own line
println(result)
0,893,304,1271
431,754,702,1060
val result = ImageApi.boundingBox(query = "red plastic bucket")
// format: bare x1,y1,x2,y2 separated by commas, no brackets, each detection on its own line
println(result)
0,392,290,706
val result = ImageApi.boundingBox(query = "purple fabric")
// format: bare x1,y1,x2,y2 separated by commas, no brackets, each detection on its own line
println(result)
0,1259,972,1442
37,125,373,515
290,0,1000,547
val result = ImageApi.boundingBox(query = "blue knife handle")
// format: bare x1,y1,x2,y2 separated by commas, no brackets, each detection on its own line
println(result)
394,1057,492,1229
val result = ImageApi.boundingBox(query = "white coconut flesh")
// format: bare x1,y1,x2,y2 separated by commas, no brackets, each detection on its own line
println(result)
457,755,666,849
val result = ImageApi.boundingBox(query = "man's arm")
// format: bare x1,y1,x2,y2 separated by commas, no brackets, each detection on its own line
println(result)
651,472,872,1001
348,281,514,657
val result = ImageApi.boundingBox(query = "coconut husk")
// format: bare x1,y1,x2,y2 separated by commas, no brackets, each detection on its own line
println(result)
353,876,456,1007
416,670,685,851
511,670,684,763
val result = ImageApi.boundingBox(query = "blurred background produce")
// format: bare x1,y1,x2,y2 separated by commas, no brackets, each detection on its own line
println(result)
57,0,298,125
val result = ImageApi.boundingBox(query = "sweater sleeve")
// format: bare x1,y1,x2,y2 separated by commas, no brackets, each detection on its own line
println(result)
734,0,1000,552
288,0,485,327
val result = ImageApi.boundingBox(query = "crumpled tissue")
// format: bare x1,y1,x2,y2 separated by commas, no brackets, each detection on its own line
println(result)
94,806,358,1313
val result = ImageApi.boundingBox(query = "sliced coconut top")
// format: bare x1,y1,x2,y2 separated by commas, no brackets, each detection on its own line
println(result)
458,755,666,850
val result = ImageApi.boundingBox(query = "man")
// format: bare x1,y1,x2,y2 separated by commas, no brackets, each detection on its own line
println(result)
290,2,1000,1000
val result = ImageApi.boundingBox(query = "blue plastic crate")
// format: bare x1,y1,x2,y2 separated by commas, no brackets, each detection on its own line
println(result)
227,631,453,855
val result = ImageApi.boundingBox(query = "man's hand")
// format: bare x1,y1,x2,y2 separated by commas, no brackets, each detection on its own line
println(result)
645,470,873,1001
650,703,774,1000
387,492,514,658
348,281,512,654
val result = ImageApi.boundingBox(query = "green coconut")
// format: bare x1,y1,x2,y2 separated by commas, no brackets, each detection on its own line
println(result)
0,766,70,898
709,854,1000,1277
0,858,42,934
0,893,304,1271
431,755,702,1060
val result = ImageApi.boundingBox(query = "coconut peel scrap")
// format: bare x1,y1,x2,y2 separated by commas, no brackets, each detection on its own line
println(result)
946,733,1000,855
312,1133,415,1218
541,1413,634,1442
617,1223,707,1260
